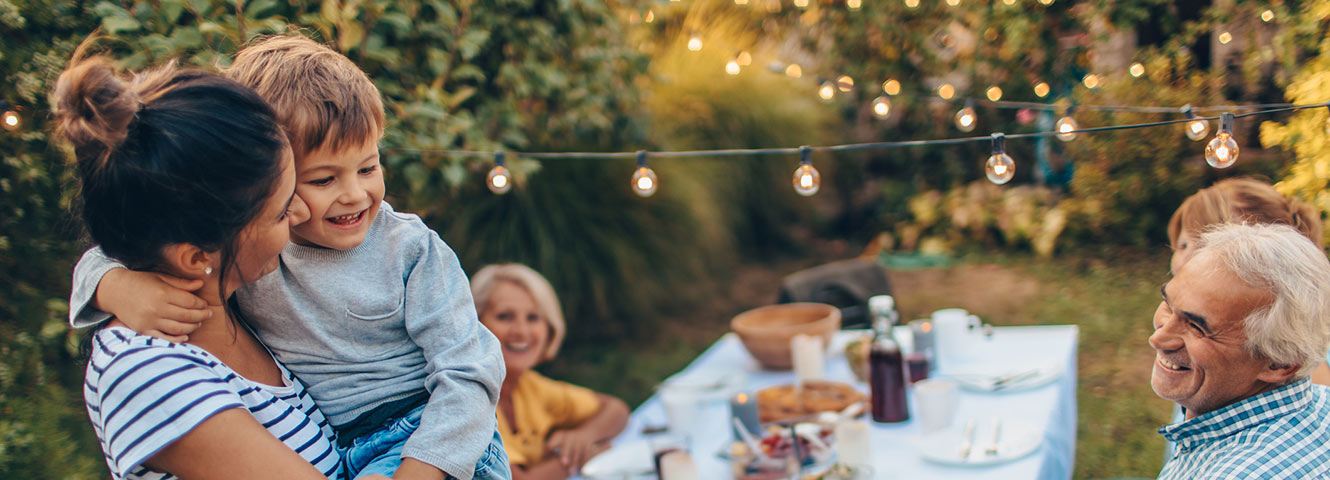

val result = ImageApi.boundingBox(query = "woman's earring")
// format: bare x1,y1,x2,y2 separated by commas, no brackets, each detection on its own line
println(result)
204,267,213,276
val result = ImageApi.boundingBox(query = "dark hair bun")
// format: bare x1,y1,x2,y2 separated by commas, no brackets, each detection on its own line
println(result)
51,57,139,171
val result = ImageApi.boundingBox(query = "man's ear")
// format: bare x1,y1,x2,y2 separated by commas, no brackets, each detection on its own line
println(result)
1258,362,1300,385
160,243,218,280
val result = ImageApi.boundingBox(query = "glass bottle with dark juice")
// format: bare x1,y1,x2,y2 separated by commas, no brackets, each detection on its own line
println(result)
868,295,909,423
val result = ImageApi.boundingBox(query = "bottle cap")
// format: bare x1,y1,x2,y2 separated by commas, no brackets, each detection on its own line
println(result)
869,295,895,316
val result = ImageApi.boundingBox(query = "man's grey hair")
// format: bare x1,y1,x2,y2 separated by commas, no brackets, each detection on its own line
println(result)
1195,223,1330,379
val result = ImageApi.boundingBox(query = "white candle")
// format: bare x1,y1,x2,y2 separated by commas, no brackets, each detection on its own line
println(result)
791,334,825,388
658,450,699,480
834,418,872,467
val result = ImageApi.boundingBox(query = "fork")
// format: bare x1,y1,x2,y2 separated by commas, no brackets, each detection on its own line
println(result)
984,419,1003,456
957,419,977,461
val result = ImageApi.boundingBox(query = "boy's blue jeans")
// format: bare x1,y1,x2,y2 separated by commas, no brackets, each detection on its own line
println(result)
341,405,510,480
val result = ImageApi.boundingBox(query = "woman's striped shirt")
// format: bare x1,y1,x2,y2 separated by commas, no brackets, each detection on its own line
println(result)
84,326,342,479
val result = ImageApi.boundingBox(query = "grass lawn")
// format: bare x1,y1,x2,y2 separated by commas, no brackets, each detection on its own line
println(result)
546,248,1176,479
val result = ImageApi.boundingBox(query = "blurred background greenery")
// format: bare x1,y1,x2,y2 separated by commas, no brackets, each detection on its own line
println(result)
2,0,1329,478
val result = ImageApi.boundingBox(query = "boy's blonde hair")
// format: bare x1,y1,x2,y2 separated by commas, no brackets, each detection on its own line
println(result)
223,35,385,160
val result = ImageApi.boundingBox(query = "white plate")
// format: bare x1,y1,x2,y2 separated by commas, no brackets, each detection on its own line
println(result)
660,369,748,402
940,363,1063,393
580,439,654,479
917,418,1042,466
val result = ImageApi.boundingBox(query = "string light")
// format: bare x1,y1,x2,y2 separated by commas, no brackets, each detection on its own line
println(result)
818,81,836,101
1219,32,1232,44
986,86,1003,102
1002,0,1015,5
631,151,659,197
487,152,513,194
872,95,892,118
645,10,654,23
1129,63,1145,78
1181,104,1209,141
986,133,1015,185
1,107,19,132
847,0,862,9
794,0,809,7
736,51,753,66
938,83,955,100
1261,10,1275,22
904,0,919,7
1205,113,1239,168
836,75,854,92
786,64,803,78
945,0,960,6
735,0,748,4
1037,0,1052,4
687,34,703,51
792,146,821,196
882,79,901,95
955,100,978,132
1082,74,1100,89
726,60,741,75
1055,106,1078,142
1033,82,1051,98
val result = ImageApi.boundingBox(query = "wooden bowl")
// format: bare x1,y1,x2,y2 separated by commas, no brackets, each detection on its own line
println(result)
730,303,841,370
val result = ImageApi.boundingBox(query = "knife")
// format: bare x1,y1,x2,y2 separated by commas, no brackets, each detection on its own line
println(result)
958,419,977,461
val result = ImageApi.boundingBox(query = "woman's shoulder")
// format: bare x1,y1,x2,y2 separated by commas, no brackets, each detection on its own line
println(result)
85,327,231,394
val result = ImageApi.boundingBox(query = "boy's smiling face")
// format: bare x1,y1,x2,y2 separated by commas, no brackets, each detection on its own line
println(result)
291,137,384,250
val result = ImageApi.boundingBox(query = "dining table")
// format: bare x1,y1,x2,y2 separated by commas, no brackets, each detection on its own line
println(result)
594,324,1080,480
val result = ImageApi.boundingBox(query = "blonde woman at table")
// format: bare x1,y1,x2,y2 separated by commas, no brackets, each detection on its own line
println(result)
1167,177,1329,384
472,264,631,479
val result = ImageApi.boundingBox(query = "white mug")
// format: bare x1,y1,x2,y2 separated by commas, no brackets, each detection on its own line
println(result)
931,308,981,371
913,379,959,433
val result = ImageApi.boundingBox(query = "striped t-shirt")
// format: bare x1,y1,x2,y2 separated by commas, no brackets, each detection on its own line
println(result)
84,326,342,479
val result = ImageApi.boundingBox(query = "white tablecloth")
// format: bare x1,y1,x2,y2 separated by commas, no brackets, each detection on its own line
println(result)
609,325,1079,479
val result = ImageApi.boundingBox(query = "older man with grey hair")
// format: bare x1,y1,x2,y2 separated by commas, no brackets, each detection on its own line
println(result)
1153,223,1330,479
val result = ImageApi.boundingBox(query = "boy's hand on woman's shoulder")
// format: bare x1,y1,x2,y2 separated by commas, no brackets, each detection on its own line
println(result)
98,268,209,342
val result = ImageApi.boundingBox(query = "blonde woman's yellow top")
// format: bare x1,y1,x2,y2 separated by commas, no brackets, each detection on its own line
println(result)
497,370,601,467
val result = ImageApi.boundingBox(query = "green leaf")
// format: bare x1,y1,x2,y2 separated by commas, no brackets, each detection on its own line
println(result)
101,15,141,34
457,28,490,61
338,22,365,51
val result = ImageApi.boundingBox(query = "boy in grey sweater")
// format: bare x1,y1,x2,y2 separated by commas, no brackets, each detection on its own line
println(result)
69,36,508,480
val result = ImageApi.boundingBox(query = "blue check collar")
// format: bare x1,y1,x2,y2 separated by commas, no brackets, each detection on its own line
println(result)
1160,379,1312,447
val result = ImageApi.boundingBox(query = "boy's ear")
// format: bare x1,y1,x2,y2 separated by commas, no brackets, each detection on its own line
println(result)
160,244,218,280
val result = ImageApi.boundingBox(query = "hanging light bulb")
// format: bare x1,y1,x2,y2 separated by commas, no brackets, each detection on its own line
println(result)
1261,10,1274,22
735,0,749,4
986,86,1003,102
792,146,821,196
1205,113,1239,168
882,79,901,95
726,60,741,75
736,51,752,66
785,63,803,78
847,0,862,9
904,0,920,7
1218,32,1232,45
1,108,18,132
793,0,809,7
645,10,655,23
986,133,1015,185
818,81,836,101
872,95,891,118
1181,104,1209,141
1129,63,1145,78
1033,82,1050,98
486,152,513,194
937,83,955,100
945,0,960,6
836,75,854,92
631,151,659,197
1001,0,1015,5
1055,107,1078,142
687,34,703,51
1082,74,1100,89
955,100,978,132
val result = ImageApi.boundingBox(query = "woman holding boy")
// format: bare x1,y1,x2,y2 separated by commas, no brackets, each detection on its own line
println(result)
52,53,349,478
